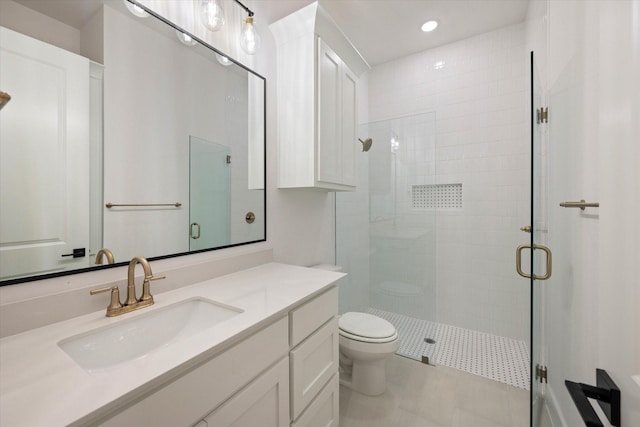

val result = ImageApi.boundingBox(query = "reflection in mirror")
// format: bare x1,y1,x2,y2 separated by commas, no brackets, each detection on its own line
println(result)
0,0,266,285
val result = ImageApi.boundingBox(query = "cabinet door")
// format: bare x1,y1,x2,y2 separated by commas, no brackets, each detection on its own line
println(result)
317,40,342,185
341,65,357,186
203,357,289,427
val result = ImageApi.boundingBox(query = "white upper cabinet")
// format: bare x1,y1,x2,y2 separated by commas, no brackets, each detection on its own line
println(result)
270,2,369,191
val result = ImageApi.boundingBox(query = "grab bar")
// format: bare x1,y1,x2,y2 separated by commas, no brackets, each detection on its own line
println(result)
559,200,599,210
106,202,182,208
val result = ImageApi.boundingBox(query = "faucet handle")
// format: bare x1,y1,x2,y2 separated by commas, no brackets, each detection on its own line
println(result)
90,286,123,317
140,275,165,302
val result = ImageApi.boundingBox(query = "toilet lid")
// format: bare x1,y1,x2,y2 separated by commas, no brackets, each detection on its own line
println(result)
339,312,397,340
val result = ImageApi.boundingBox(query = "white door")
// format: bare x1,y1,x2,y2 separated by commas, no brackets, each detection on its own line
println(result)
0,27,90,280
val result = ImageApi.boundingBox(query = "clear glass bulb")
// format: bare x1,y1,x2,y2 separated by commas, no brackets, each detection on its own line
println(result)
123,0,149,18
176,30,197,46
200,0,225,32
216,53,233,66
239,17,261,55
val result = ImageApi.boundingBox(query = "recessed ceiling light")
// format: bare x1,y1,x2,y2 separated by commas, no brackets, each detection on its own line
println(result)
421,20,438,32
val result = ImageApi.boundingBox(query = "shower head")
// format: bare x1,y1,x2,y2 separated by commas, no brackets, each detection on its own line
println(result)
359,138,373,152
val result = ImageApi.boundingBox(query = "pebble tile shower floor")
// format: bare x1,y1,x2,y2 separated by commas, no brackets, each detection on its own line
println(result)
368,308,530,390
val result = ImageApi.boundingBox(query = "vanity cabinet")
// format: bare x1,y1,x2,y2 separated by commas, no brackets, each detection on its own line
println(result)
100,317,289,427
270,2,367,192
289,286,339,426
98,286,339,427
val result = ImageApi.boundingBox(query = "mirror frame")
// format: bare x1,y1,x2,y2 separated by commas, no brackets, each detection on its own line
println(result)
0,0,267,287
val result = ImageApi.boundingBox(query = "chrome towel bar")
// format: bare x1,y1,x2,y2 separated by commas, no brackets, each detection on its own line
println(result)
106,202,182,208
559,200,599,210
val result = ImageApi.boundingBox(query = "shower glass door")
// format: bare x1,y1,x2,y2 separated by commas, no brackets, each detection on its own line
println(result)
189,136,231,250
530,51,548,427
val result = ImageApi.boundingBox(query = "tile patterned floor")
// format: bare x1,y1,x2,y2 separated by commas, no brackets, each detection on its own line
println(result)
368,308,530,390
339,355,530,427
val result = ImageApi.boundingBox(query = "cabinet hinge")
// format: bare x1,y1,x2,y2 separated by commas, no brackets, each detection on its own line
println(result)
536,364,548,383
536,107,548,124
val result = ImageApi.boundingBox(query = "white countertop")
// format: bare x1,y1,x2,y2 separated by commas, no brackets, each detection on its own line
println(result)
0,263,343,426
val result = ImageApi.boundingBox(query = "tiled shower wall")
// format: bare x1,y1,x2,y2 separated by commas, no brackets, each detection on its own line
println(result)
366,23,530,341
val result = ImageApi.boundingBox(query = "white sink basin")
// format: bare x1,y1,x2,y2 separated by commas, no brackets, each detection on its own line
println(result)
58,298,243,371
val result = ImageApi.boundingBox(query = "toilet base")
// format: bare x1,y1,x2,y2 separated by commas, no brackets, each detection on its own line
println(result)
339,358,388,396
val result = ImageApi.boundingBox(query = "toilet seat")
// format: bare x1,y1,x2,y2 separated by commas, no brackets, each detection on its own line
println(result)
339,329,398,343
339,312,398,343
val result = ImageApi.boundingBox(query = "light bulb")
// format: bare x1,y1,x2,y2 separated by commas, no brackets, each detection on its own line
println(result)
216,53,233,66
123,0,149,18
200,0,225,32
176,30,197,46
239,17,261,55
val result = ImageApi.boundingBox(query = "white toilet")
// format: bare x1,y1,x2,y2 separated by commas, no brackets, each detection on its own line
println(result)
338,312,399,396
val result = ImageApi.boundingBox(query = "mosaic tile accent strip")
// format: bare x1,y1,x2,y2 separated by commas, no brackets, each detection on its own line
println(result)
368,308,530,390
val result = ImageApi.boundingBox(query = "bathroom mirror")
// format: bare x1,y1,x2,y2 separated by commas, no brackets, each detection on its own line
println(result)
0,0,266,285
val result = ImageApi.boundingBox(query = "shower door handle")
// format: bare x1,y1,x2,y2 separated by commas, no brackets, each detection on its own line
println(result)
516,244,552,280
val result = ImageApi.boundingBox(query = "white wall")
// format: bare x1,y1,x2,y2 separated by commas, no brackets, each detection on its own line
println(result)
533,0,640,426
0,0,80,54
365,23,530,341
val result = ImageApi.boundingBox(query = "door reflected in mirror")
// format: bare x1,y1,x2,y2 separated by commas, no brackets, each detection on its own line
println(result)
0,0,266,284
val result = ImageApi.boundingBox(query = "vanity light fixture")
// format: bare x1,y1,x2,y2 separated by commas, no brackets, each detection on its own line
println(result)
421,20,438,32
200,0,225,32
199,0,261,55
235,0,261,54
123,0,149,18
176,30,198,46
239,14,261,55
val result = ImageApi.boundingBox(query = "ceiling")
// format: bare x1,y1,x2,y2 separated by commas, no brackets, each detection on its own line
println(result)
259,0,530,66
14,0,530,67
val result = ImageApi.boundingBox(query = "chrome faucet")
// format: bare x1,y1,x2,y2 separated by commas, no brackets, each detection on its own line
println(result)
95,248,115,265
90,256,165,317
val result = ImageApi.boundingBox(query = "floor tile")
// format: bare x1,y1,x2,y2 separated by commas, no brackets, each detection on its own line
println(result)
339,355,530,427
369,308,530,389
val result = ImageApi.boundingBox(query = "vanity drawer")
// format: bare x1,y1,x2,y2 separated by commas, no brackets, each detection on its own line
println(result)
100,316,288,427
289,286,338,347
290,317,339,420
291,374,339,427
